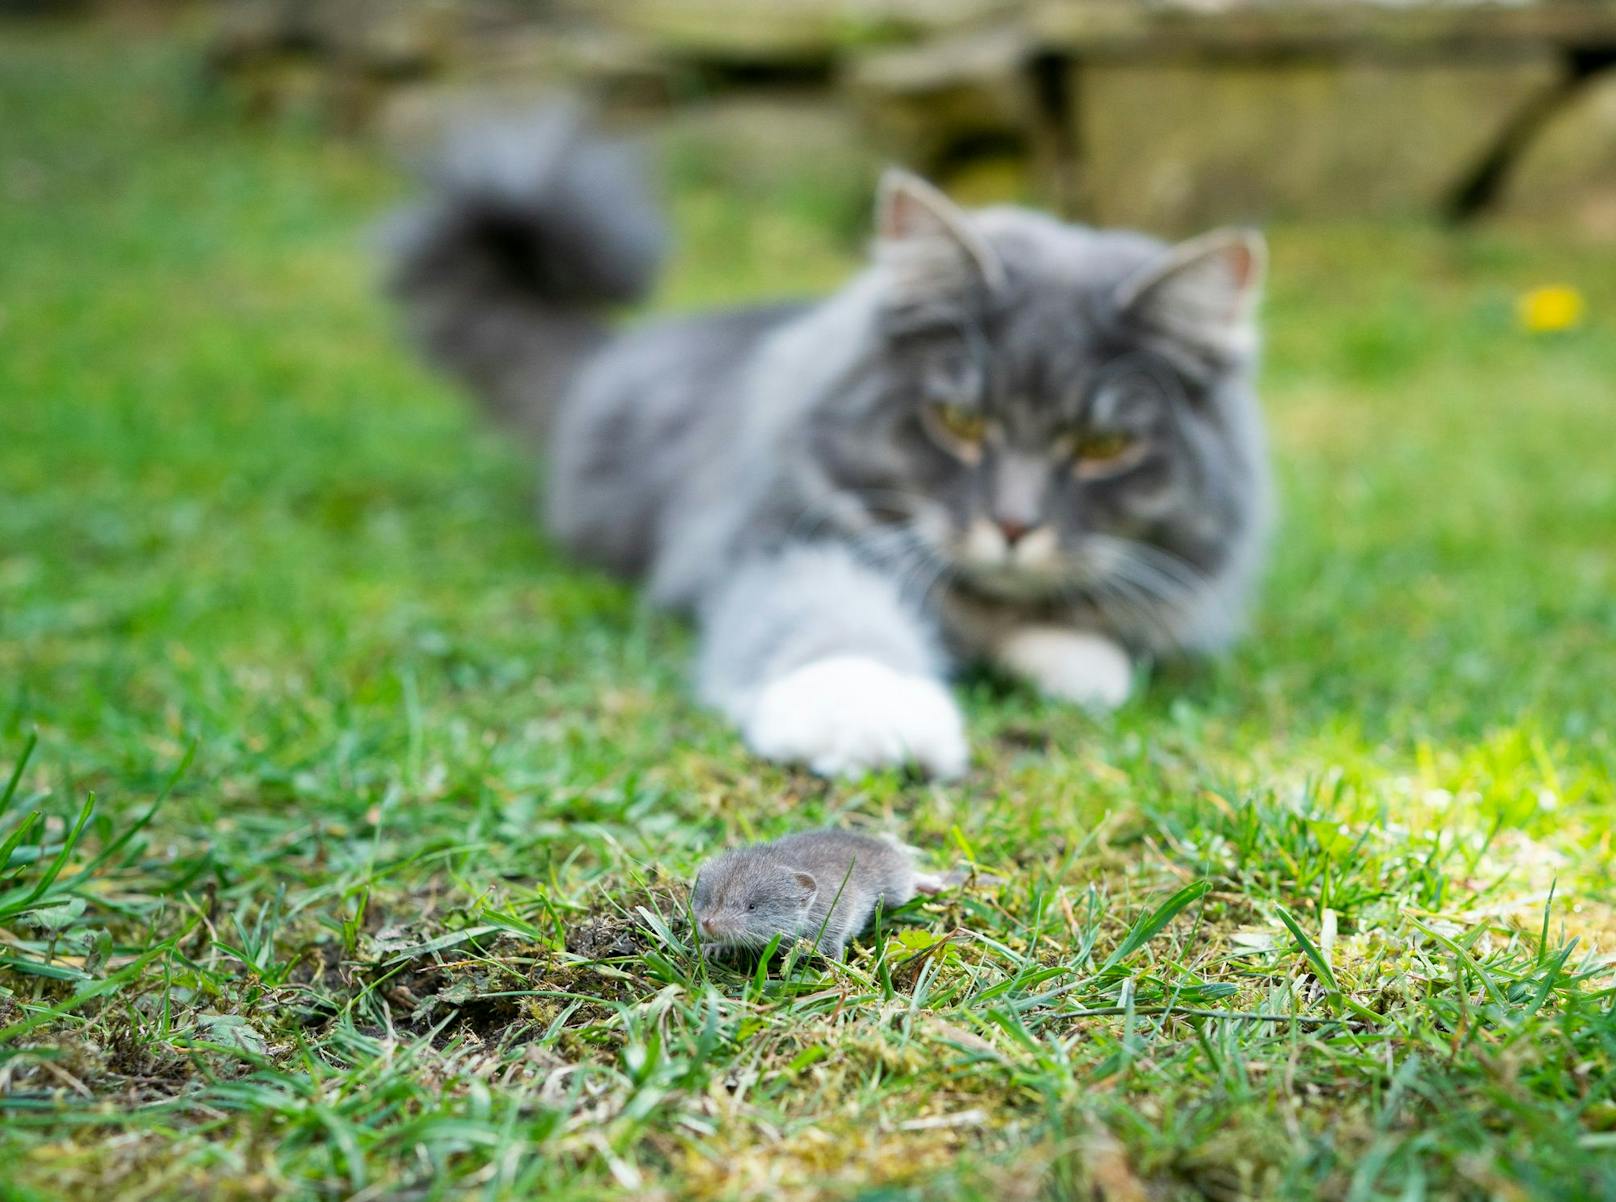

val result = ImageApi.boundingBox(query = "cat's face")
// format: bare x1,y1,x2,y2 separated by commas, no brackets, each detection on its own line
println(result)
878,310,1212,600
810,173,1267,643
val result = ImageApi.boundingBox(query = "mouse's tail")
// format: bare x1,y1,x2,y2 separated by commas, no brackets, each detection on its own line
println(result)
385,104,666,439
913,867,1003,895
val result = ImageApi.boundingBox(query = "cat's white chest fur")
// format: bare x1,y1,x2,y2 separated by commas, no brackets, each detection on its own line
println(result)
742,655,968,779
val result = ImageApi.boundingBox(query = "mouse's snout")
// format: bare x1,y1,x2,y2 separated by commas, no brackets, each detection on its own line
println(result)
699,917,717,936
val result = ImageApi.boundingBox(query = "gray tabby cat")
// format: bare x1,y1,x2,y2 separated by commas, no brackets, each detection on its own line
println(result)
390,109,1270,779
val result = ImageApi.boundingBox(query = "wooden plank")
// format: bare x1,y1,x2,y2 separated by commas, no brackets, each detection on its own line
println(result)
1034,1,1616,58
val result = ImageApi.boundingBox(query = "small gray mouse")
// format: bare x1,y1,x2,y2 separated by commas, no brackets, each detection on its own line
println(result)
690,829,949,960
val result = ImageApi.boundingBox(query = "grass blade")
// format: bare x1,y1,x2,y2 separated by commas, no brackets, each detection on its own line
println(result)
1100,880,1211,974
1275,903,1341,994
0,732,38,815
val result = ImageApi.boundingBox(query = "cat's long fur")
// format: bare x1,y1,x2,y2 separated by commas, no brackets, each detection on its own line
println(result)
390,109,1272,778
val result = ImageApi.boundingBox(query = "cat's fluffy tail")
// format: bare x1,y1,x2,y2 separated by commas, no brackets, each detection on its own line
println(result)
386,104,666,437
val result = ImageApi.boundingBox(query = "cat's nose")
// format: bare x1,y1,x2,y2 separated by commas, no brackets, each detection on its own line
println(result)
994,517,1033,546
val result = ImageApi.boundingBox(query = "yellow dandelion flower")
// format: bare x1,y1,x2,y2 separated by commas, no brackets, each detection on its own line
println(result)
1517,285,1585,334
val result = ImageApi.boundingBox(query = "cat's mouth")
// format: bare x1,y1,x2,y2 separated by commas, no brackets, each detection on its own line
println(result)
957,562,1068,601
950,517,1069,598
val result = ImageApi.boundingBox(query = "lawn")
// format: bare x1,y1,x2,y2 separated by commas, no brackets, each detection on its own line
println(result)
3,22,1615,1202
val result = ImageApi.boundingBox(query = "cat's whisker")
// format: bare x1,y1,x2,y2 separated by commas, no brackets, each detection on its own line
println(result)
1125,542,1242,637
1063,571,1164,650
1081,533,1227,650
1106,554,1193,613
1111,538,1219,604
907,549,957,612
1067,539,1198,652
1120,547,1212,605
1092,574,1185,653
870,532,948,610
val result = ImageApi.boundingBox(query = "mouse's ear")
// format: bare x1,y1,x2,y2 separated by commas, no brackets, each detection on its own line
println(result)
790,871,818,905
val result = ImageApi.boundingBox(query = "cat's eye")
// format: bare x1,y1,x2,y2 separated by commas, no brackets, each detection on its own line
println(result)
1070,430,1139,473
1076,431,1134,462
926,403,987,451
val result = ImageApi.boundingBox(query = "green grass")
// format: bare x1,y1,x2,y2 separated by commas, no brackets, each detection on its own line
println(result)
4,23,1616,1202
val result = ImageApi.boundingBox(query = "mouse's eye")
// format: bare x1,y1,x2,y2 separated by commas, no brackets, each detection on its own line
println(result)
747,902,758,912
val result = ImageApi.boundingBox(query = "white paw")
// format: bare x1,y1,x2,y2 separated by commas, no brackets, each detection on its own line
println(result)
742,655,968,779
998,627,1132,710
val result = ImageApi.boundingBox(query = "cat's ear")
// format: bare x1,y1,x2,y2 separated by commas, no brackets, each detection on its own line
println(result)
874,167,1006,303
1114,228,1266,359
790,871,818,905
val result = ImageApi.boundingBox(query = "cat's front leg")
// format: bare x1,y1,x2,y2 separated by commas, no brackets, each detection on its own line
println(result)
696,544,967,779
744,655,967,780
995,625,1133,710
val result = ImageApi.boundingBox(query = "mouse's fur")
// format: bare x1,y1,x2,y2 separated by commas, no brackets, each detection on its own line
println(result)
691,830,937,960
